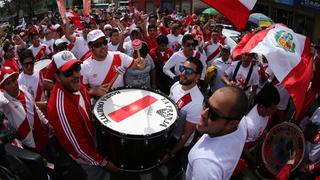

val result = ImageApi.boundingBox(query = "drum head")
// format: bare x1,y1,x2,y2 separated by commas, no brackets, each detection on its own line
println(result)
261,122,305,175
93,88,178,137
34,59,52,71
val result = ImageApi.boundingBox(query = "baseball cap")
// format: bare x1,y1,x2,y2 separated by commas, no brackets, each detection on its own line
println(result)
104,24,112,30
0,66,18,85
87,29,105,43
54,38,68,46
49,24,61,31
53,51,81,72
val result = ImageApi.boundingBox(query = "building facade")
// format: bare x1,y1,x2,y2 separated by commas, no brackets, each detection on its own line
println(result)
254,0,320,43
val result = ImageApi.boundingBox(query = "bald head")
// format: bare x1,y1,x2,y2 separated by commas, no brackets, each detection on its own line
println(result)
210,86,248,121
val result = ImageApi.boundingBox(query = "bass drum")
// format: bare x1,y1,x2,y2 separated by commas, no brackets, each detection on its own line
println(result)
256,122,305,179
93,88,178,173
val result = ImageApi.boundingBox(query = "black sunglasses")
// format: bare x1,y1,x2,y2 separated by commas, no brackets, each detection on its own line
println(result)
92,39,108,48
62,64,81,77
23,61,35,67
179,65,196,75
204,99,235,121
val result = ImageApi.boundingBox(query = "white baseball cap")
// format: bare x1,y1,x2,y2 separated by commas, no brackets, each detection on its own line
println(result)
0,66,18,85
104,24,112,30
54,38,68,46
53,51,81,72
87,29,105,43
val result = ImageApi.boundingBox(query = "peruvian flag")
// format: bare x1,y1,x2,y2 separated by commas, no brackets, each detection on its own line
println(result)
233,24,313,116
201,0,257,30
65,10,83,29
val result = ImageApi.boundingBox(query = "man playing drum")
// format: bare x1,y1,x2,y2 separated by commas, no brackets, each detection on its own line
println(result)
47,51,118,179
81,29,146,98
160,57,204,180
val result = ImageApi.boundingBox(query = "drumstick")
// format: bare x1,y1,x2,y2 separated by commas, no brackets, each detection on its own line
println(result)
132,39,143,61
106,66,125,92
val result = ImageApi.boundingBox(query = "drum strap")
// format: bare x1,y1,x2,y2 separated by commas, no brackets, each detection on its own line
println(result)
176,93,192,110
102,54,122,87
232,61,254,91
79,50,92,62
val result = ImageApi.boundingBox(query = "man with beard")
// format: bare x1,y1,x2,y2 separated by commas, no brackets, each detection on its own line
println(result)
186,86,248,180
163,34,207,83
81,29,145,98
160,57,204,180
47,51,118,179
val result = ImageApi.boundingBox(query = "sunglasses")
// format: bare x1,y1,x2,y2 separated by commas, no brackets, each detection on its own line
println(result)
92,39,108,48
23,61,35,67
62,64,81,77
204,99,235,121
179,65,196,75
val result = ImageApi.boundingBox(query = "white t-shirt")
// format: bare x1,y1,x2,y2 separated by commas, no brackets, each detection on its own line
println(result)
186,118,248,180
169,82,203,146
108,42,119,52
71,36,89,60
28,44,51,60
41,38,54,52
163,50,207,80
244,105,269,142
123,40,134,57
81,51,134,89
205,42,221,66
18,71,44,101
225,61,259,96
210,57,231,92
167,34,183,52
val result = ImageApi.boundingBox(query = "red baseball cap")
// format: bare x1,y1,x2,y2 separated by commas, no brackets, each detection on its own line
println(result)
53,51,81,72
0,66,18,85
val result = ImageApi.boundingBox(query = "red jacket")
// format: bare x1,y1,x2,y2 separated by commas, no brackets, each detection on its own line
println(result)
47,82,104,165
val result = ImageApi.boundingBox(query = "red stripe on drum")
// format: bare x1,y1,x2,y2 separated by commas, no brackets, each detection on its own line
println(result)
108,95,158,122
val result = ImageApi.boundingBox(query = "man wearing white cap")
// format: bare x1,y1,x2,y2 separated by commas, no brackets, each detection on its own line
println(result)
0,66,49,153
81,29,146,98
47,51,118,179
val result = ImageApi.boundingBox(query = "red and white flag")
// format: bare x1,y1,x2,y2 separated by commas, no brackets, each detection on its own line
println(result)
83,0,91,16
232,24,313,116
201,0,257,30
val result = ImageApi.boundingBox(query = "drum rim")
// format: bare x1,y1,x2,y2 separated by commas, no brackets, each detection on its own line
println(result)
261,122,305,175
93,86,179,139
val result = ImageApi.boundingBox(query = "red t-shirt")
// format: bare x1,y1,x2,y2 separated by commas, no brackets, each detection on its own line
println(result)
149,47,173,64
146,36,158,50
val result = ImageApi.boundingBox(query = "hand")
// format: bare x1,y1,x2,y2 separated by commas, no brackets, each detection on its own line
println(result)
104,161,119,172
227,81,237,87
160,154,171,165
95,84,111,97
46,123,55,137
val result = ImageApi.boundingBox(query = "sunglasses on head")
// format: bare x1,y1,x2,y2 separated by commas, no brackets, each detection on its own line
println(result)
62,64,81,77
179,65,196,75
23,61,35,67
204,99,235,121
92,39,108,48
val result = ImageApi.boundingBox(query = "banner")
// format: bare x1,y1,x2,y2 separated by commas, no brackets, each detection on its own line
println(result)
83,0,91,16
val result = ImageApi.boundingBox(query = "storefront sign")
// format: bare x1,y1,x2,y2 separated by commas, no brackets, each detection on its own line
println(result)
300,0,320,10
